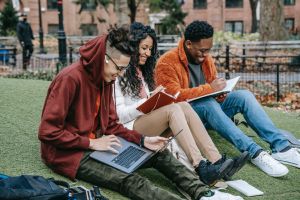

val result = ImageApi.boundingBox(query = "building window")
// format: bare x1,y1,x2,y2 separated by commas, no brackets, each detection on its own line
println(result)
47,0,57,10
80,24,98,36
225,21,244,34
225,0,243,8
284,0,295,5
285,18,295,30
193,0,207,9
48,24,59,35
82,0,96,10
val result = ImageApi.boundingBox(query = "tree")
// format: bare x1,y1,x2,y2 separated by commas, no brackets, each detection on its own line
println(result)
74,0,144,24
259,0,288,41
127,0,143,23
0,0,18,36
149,0,187,34
249,0,259,33
73,0,110,23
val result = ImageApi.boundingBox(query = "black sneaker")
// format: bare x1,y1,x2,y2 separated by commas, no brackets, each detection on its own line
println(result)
215,151,250,181
196,159,234,186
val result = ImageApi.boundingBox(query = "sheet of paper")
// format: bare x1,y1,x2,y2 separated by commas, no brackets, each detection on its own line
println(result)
187,76,240,102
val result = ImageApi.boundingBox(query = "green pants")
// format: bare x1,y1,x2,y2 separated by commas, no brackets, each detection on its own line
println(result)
76,150,208,200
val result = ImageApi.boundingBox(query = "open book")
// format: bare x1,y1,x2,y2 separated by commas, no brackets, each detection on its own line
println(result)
136,91,180,114
187,76,240,102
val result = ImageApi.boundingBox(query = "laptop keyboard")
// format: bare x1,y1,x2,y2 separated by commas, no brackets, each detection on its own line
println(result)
112,146,146,168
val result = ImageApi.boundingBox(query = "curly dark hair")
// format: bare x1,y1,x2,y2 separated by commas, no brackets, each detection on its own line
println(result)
184,20,214,42
119,22,158,98
107,24,135,56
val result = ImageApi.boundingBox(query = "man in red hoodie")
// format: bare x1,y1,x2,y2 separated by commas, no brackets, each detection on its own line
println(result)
38,25,241,200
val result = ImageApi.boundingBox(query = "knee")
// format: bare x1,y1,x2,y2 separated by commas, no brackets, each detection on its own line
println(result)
178,101,192,110
168,103,182,114
164,103,184,119
231,90,256,103
191,98,220,111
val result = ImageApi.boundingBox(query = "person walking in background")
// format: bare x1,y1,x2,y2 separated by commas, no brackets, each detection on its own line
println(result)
115,22,249,186
155,20,300,178
16,13,34,70
38,24,243,200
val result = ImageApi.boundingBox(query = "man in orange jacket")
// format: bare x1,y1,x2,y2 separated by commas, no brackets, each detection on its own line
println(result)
155,20,300,177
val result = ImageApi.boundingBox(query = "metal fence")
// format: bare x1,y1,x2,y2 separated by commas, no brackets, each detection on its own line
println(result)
1,38,300,102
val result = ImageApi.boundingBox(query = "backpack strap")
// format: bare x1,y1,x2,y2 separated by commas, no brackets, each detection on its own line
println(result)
48,178,70,189
0,174,9,180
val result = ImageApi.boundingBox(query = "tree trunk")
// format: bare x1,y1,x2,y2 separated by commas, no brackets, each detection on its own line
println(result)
115,0,130,25
249,0,258,33
127,0,137,23
259,0,288,41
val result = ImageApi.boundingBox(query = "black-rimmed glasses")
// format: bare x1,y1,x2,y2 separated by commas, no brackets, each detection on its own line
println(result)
105,53,128,72
199,48,211,54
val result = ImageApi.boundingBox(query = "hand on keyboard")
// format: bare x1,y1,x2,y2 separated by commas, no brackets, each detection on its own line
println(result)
89,135,122,154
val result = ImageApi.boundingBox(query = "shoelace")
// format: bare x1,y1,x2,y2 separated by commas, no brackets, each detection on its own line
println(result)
257,152,277,170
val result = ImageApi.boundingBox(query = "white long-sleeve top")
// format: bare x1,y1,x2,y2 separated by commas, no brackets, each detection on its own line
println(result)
114,79,194,171
114,78,150,129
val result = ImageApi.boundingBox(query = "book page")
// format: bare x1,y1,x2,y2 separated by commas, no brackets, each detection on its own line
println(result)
222,76,240,92
187,76,240,102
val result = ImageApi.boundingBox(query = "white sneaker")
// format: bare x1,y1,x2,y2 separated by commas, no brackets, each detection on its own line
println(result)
200,190,243,200
272,148,300,168
251,151,288,177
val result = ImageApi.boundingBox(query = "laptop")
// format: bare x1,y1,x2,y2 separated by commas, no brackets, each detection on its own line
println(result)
89,129,183,173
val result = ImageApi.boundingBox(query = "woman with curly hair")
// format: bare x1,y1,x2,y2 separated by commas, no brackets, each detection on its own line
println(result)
115,22,249,187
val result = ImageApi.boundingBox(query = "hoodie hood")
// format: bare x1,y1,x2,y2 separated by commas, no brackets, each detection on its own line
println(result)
79,35,107,87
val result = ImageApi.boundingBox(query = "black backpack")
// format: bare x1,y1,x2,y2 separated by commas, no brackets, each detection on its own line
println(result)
0,174,69,200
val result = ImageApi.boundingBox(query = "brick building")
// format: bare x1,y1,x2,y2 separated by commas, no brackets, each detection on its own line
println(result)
1,0,299,36
9,0,149,36
181,0,300,34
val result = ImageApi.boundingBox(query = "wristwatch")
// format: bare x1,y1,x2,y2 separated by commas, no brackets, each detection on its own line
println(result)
140,136,145,147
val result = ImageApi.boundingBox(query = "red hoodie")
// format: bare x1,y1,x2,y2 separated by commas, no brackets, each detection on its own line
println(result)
38,35,142,180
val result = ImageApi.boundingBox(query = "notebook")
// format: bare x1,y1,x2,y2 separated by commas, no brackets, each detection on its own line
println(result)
187,76,240,102
137,91,180,114
89,129,183,173
226,180,264,197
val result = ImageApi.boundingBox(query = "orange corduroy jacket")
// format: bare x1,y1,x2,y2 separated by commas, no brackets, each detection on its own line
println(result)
155,38,218,102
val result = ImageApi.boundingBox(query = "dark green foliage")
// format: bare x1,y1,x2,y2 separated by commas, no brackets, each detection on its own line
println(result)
0,1,18,36
149,0,187,34
5,70,57,81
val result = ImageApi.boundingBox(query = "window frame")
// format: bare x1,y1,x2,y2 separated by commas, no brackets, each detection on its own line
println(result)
283,0,295,6
224,20,244,34
80,24,98,36
284,18,295,30
47,0,58,10
225,0,243,8
193,0,207,9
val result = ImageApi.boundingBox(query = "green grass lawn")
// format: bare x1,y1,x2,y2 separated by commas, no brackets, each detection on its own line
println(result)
0,77,300,200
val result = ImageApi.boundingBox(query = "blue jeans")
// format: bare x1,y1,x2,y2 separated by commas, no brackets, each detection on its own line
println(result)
190,90,290,158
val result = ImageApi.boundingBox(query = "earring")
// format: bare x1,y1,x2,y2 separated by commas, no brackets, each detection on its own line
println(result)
105,55,109,64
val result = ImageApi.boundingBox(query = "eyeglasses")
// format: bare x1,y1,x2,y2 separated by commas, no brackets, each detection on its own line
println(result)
105,53,128,72
198,48,211,54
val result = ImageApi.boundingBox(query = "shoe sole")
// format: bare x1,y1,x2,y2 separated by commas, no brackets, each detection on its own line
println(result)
251,160,289,177
273,159,300,169
224,151,250,180
209,159,234,186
